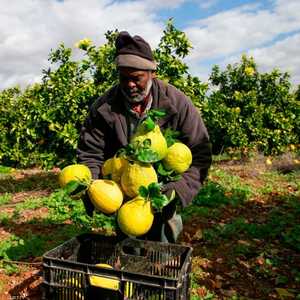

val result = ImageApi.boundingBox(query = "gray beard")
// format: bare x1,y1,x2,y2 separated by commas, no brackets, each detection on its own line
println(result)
121,79,153,104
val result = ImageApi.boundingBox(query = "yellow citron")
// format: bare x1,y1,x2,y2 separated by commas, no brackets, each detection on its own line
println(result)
58,164,92,188
102,156,126,183
131,124,168,161
102,158,113,176
88,180,123,214
162,142,192,174
91,263,119,291
60,277,83,300
94,264,133,296
117,196,154,237
121,161,158,198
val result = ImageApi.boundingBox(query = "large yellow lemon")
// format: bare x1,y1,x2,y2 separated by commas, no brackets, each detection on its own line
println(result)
120,161,157,198
102,156,127,183
131,125,168,161
58,164,92,188
102,158,113,176
87,180,123,214
117,196,154,236
162,142,192,174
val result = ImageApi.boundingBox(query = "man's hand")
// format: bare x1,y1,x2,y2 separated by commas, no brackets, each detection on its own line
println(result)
82,193,95,217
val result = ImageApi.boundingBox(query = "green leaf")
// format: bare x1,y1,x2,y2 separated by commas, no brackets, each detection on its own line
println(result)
148,109,166,121
157,163,173,176
168,174,182,181
63,180,82,195
138,186,149,198
136,148,160,163
163,128,180,147
151,195,170,211
148,182,162,197
144,117,155,131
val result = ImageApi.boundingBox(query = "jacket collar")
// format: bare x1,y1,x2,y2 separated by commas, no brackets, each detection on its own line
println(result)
151,78,177,127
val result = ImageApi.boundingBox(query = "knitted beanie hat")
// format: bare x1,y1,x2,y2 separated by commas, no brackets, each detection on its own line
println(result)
115,31,156,70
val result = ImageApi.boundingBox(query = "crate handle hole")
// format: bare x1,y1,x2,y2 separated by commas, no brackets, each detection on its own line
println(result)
122,246,147,257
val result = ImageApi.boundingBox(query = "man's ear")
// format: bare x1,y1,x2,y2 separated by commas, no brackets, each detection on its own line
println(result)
151,71,156,79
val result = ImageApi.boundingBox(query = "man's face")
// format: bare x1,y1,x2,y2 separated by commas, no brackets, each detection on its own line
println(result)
119,67,153,102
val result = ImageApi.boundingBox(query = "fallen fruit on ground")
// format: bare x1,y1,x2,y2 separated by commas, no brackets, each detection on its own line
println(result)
162,142,192,173
88,179,123,214
121,161,158,197
58,164,92,188
117,196,154,236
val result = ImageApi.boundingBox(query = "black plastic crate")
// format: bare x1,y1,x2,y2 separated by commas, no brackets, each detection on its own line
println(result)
43,233,192,300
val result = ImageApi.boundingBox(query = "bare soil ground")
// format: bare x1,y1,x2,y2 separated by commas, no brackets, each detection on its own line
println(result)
0,156,299,299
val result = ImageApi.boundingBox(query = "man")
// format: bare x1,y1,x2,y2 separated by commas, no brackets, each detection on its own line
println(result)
77,31,212,243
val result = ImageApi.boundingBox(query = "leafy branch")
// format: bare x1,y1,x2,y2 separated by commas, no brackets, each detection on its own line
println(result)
141,109,166,132
138,182,173,212
163,128,180,147
119,139,160,163
155,162,182,183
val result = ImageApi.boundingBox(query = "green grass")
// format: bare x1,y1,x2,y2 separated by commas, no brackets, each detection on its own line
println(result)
15,197,44,211
0,165,13,174
0,172,58,193
0,193,12,205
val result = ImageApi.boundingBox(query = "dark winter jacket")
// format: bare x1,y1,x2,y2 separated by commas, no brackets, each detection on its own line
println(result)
77,78,212,207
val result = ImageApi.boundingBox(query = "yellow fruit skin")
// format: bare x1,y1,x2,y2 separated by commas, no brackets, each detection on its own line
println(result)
117,196,154,236
162,142,192,174
102,157,126,183
102,158,113,176
111,157,126,182
60,277,83,300
121,161,158,198
131,125,168,161
58,164,92,188
88,180,123,214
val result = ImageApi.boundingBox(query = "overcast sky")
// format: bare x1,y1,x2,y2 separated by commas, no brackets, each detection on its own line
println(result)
1,0,300,90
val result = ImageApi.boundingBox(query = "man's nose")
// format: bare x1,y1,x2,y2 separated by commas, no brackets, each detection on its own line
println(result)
127,80,136,89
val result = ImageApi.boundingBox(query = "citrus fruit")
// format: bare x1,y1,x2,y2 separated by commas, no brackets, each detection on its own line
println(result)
131,124,168,161
93,263,133,296
102,156,126,183
162,142,192,173
102,158,113,176
117,196,154,236
58,164,92,188
88,179,123,214
90,263,119,290
121,161,158,198
60,276,83,300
